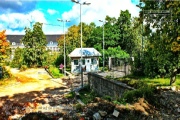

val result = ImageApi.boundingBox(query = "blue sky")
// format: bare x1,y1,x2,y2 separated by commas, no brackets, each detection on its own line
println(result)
0,0,140,34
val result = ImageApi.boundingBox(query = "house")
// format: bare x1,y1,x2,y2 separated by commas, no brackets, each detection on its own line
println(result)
68,48,101,74
6,34,61,59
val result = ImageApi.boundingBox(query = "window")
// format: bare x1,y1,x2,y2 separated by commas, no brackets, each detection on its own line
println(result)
12,42,16,45
91,58,97,64
82,59,85,65
50,41,53,45
74,60,79,65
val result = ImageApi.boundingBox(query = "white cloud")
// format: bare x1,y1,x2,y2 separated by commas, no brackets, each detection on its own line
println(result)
0,0,140,34
62,0,139,25
47,9,58,15
0,10,49,34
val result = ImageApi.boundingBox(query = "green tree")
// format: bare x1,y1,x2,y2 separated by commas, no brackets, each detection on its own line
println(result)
116,10,135,55
105,46,129,59
138,1,180,84
11,47,24,68
57,25,80,67
21,22,47,67
85,23,103,51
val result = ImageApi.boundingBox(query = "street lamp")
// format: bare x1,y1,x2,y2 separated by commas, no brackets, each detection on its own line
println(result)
71,0,91,88
99,20,107,72
57,19,70,76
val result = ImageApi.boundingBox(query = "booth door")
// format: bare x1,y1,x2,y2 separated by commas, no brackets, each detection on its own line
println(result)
86,59,91,72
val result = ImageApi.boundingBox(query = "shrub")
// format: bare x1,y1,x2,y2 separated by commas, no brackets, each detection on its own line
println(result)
0,66,12,79
49,66,63,78
19,65,27,72
121,84,155,103
10,47,24,68
75,103,83,111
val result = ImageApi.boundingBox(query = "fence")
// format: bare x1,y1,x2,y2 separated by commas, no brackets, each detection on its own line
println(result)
108,57,133,76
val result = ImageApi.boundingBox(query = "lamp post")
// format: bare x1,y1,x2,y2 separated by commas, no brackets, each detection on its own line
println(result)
99,20,106,72
57,19,70,76
71,0,91,88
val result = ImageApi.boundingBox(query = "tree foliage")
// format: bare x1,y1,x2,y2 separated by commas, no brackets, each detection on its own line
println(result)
116,10,135,55
21,22,47,67
57,10,135,68
11,47,24,68
105,46,129,59
0,30,10,66
138,0,180,84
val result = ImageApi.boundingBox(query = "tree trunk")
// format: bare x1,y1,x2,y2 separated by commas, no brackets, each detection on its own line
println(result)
170,69,179,85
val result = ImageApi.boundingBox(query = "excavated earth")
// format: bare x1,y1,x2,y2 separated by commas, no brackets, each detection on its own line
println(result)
0,68,179,120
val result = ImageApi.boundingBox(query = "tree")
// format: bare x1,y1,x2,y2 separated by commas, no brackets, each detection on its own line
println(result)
11,47,24,68
85,23,103,52
21,22,47,67
116,10,135,55
105,46,129,59
138,1,180,84
0,30,10,66
57,25,80,67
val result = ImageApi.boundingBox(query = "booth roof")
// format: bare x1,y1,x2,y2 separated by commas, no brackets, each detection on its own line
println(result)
68,48,101,57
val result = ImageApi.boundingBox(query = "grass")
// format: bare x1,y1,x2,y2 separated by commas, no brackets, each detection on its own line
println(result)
48,65,64,78
79,86,97,104
118,74,180,88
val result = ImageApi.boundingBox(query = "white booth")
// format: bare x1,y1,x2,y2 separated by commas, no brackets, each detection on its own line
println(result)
68,48,101,74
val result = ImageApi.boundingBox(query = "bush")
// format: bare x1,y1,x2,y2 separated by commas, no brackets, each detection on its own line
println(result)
121,84,155,103
1,66,12,79
19,65,28,71
49,66,63,78
75,103,83,111
10,48,24,68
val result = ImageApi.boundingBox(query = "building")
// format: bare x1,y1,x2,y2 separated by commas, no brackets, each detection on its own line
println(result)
68,48,101,74
6,34,61,59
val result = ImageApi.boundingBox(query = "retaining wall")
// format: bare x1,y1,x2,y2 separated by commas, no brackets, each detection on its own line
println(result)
88,72,134,98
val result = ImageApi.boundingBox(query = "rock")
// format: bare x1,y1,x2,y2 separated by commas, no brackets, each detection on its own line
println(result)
98,110,107,117
177,108,180,113
93,112,101,120
9,114,22,119
171,86,177,91
175,104,178,108
112,109,119,117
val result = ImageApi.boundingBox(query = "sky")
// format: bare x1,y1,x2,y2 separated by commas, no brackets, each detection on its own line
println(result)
0,0,140,35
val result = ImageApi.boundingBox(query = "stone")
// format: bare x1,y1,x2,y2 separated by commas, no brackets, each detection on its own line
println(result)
175,104,178,108
177,108,180,113
112,109,119,117
98,110,107,117
9,114,22,119
171,86,177,91
93,112,101,120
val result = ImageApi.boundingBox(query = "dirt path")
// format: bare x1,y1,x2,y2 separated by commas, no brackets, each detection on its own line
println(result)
0,67,73,119
0,67,65,97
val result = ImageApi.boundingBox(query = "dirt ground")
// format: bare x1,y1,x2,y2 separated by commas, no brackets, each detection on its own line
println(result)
0,67,64,97
0,67,70,119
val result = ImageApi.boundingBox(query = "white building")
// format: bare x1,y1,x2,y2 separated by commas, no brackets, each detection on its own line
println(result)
7,34,61,60
68,48,101,74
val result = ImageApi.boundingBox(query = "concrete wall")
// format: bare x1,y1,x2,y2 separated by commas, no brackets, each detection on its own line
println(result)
88,72,134,98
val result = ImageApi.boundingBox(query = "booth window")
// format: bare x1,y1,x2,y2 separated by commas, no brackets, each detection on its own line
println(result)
91,58,97,64
82,59,85,65
74,60,79,65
